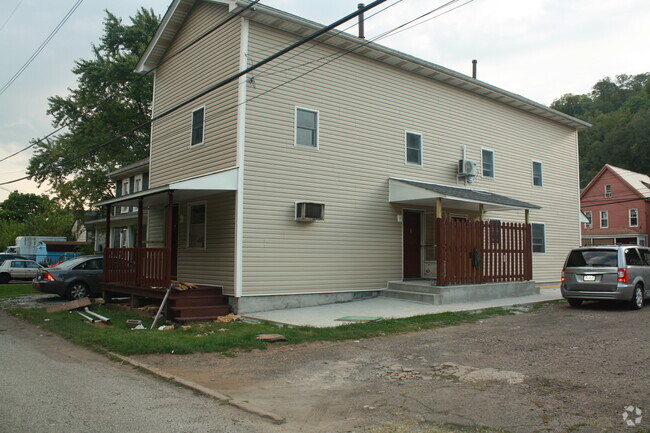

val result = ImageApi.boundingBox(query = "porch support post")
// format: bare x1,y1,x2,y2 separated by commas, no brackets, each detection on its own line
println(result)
524,209,530,224
436,198,442,218
165,190,174,285
478,204,484,221
105,204,111,249
137,197,144,248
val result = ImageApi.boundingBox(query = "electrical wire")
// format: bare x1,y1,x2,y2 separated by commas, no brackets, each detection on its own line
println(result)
0,0,24,34
0,0,84,97
0,0,261,166
1,0,475,187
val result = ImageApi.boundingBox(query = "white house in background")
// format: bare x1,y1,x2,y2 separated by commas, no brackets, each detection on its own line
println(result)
96,0,589,315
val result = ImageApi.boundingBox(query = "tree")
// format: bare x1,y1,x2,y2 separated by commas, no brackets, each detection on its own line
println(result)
0,193,75,250
0,191,54,222
27,8,160,209
551,73,650,186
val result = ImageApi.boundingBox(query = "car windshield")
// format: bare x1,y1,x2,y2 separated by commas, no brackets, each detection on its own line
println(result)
54,257,98,270
566,249,618,267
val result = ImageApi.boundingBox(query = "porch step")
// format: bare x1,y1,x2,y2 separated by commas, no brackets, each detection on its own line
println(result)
170,294,228,308
381,289,441,304
386,281,439,294
171,305,232,321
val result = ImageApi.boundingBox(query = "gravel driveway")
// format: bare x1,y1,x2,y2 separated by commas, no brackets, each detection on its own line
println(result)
133,302,649,433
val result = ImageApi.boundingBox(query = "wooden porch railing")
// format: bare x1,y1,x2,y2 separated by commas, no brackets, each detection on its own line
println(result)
435,219,532,286
104,247,170,288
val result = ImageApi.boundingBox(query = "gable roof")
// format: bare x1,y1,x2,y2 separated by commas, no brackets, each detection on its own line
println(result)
136,0,591,130
608,165,650,198
581,164,650,199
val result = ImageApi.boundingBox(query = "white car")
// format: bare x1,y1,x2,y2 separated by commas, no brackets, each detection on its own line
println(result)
0,259,43,284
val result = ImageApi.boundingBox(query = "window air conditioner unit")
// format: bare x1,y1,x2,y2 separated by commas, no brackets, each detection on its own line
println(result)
295,202,325,221
458,159,477,177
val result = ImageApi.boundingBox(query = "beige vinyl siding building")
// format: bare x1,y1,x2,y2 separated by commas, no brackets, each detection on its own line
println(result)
242,18,580,292
115,0,589,313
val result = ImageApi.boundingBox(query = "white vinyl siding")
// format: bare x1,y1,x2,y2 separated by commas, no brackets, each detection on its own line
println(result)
405,131,422,166
240,20,581,291
482,148,494,178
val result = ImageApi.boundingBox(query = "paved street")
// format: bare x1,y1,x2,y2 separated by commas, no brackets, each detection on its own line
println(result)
0,311,284,433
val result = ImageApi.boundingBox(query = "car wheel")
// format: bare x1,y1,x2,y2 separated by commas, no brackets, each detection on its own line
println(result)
629,284,644,310
67,281,89,300
0,273,10,284
567,298,583,307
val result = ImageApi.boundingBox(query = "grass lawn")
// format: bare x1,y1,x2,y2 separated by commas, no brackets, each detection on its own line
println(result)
4,301,514,356
0,283,39,298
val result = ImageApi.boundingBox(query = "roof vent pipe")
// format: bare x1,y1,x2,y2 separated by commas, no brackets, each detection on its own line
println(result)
472,59,477,79
357,3,365,39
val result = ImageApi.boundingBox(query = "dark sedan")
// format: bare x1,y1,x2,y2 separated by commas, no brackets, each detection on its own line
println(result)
33,255,103,300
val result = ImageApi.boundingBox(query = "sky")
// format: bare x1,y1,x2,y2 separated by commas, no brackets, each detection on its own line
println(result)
1,0,649,202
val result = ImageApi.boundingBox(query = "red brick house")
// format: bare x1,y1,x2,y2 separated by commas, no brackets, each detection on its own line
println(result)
581,165,650,246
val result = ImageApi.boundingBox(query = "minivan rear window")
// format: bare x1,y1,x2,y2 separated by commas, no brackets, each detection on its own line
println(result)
566,249,618,267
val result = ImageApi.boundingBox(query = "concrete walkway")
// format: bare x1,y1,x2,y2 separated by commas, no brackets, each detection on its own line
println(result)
244,287,563,327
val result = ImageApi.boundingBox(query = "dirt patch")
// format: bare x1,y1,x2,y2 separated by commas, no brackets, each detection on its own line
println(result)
134,302,650,432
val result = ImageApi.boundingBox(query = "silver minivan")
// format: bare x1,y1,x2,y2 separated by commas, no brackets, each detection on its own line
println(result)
561,245,650,309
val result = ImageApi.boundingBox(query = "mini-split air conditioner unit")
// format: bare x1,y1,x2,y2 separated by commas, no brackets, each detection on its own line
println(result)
458,159,477,177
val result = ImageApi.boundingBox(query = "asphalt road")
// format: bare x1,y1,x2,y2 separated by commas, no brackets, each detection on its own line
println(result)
0,311,285,433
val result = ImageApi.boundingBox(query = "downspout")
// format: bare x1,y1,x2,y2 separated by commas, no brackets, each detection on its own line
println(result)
234,17,250,298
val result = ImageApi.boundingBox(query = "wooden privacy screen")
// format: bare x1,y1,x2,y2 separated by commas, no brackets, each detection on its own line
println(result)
435,219,532,286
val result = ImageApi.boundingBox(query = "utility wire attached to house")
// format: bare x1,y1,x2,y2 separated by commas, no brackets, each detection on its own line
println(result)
0,0,262,167
0,0,389,186
0,0,84,98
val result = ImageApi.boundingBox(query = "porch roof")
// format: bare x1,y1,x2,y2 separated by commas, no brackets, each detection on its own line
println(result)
93,168,239,208
388,178,541,211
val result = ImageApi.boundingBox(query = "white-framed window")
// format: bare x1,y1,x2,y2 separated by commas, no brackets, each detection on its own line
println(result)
187,202,207,249
481,148,494,178
604,184,612,198
532,161,543,187
191,106,205,146
405,131,422,166
531,222,546,253
295,107,318,148
584,211,592,229
132,174,143,212
120,178,130,214
629,208,639,227
600,210,608,228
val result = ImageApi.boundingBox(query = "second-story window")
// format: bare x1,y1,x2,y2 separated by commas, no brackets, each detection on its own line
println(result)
405,131,422,165
584,211,592,229
630,208,639,227
133,175,143,212
604,184,612,198
600,210,608,228
191,107,205,146
120,179,130,214
295,107,318,148
482,149,494,178
532,161,543,186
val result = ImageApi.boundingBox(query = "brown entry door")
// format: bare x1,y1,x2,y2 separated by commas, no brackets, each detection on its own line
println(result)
403,210,421,279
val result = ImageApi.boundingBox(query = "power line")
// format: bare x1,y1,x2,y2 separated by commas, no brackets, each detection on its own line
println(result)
0,0,261,166
0,1,389,187
2,0,474,187
0,0,84,97
0,0,23,34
